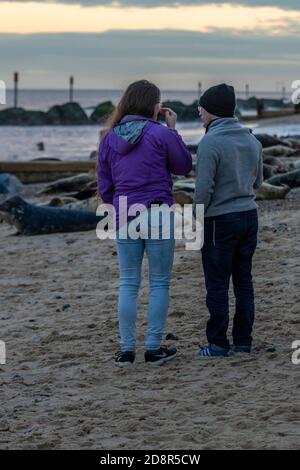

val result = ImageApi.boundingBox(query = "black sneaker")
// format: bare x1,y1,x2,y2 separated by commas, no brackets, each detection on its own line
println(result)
145,347,177,366
114,351,135,367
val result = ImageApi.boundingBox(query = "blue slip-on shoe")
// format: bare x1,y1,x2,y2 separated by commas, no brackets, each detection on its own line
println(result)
230,344,251,354
196,343,229,357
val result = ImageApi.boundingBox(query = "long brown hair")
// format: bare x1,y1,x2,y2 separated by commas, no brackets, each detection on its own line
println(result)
97,80,160,200
101,79,161,141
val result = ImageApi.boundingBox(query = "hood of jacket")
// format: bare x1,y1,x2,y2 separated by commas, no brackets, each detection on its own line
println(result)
107,115,159,155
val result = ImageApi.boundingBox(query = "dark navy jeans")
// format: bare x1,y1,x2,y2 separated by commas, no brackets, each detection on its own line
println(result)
201,209,258,349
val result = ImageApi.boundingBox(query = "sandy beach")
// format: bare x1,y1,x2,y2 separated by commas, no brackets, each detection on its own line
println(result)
2,0,300,452
0,185,299,450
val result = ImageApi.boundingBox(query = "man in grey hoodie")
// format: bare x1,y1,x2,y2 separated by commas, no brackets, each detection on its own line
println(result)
194,83,263,357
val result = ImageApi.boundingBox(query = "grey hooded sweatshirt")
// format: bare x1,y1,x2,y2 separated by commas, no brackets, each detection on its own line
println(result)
194,118,263,217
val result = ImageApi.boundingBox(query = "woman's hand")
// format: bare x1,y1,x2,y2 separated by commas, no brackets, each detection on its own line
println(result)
160,107,177,129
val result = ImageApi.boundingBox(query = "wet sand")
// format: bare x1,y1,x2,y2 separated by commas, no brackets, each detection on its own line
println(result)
0,191,299,450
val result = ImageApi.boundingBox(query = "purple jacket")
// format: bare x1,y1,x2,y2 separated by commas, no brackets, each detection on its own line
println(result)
98,115,192,226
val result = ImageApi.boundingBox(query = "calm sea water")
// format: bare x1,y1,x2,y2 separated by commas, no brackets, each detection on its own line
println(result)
0,89,298,162
0,122,203,162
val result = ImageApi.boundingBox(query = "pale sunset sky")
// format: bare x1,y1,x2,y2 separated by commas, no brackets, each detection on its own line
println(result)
0,0,299,90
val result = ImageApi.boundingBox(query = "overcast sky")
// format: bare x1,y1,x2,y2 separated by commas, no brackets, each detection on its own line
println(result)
0,0,299,90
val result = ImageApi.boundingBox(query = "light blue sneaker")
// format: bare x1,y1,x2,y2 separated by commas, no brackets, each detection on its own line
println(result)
196,344,229,357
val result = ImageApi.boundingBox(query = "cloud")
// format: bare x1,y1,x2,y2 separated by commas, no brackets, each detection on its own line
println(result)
0,29,299,90
2,1,300,35
1,0,300,10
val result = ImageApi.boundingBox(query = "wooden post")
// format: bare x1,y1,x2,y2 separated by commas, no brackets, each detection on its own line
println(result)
0,80,5,105
14,72,19,108
69,76,74,102
198,82,202,101
245,84,249,99
256,98,264,118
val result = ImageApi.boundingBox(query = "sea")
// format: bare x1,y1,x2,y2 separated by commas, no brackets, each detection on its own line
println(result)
1,89,299,162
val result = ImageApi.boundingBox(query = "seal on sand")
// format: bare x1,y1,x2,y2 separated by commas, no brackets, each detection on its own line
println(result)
267,169,300,188
0,196,104,235
255,182,290,201
0,173,23,195
39,173,95,195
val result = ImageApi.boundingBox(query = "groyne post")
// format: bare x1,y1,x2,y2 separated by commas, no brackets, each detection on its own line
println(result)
69,76,74,102
256,98,264,118
198,82,202,101
14,72,19,108
245,84,249,99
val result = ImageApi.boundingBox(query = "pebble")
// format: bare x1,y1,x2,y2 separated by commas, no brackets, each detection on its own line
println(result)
62,304,71,311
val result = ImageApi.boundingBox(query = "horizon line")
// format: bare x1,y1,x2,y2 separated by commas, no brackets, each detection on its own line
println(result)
4,88,284,93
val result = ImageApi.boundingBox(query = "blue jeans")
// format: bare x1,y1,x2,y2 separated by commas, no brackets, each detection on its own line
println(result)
201,209,258,349
116,212,175,352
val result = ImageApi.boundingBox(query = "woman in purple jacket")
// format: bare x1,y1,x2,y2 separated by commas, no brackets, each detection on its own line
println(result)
98,80,192,367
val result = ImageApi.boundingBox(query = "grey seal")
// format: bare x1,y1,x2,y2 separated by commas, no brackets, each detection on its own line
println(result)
0,196,104,235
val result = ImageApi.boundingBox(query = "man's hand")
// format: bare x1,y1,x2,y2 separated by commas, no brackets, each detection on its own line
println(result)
160,107,177,129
